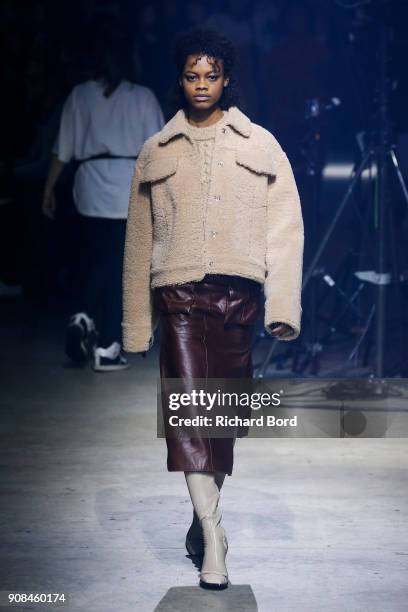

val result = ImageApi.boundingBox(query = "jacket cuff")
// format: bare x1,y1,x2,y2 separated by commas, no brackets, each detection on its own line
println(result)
265,319,299,341
264,298,302,341
122,323,154,353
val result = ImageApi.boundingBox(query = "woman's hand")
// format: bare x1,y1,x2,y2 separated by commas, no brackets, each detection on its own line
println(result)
42,155,66,220
268,322,294,339
42,190,56,220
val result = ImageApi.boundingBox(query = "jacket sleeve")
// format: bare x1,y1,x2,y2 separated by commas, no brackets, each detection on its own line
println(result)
264,141,304,341
122,152,158,352
52,87,76,163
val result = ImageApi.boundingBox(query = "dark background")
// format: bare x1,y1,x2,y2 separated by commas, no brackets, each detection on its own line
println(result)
1,0,408,374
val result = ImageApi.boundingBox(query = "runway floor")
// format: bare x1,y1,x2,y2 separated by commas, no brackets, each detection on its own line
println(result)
1,295,407,612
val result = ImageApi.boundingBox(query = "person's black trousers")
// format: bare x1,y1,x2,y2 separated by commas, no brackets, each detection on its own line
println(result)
72,214,127,348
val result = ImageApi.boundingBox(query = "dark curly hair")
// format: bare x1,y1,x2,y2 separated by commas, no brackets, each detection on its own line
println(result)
167,27,240,113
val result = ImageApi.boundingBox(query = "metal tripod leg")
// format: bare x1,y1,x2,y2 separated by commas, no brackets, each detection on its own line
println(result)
256,150,373,378
302,151,373,291
389,148,408,210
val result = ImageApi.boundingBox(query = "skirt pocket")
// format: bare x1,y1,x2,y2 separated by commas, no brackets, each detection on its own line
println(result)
153,284,195,315
224,285,262,327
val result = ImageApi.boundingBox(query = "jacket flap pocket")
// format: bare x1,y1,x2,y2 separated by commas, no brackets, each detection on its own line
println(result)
235,149,276,177
141,157,178,183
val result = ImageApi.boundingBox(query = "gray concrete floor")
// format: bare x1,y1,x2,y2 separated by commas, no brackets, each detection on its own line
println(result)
1,296,408,612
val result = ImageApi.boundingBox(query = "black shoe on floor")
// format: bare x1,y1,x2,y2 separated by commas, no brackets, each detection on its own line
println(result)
65,312,97,364
93,341,129,372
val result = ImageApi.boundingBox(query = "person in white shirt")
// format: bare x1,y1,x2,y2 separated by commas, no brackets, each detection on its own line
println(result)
42,27,165,371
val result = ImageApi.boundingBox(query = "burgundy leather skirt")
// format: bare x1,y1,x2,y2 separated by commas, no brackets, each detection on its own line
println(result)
153,274,262,476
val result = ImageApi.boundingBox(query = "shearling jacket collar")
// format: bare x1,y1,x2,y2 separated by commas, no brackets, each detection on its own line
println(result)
158,105,252,144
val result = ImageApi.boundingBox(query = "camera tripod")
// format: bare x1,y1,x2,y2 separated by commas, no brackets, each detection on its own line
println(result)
255,23,408,379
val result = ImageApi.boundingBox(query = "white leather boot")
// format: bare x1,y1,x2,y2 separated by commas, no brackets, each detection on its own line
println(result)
185,472,226,557
185,472,228,589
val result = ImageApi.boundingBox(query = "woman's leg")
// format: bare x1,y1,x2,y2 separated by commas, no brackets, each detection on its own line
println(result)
186,470,227,556
215,471,227,491
184,471,228,589
65,215,104,363
157,279,258,588
73,215,106,319
99,218,126,348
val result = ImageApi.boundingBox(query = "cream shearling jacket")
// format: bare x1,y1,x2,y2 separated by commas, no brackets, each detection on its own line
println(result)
122,105,304,352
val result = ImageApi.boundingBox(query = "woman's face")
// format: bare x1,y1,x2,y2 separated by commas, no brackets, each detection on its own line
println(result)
178,53,229,112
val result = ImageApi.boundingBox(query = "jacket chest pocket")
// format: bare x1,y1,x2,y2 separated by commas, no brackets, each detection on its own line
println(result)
233,149,276,261
141,157,179,231
234,149,276,208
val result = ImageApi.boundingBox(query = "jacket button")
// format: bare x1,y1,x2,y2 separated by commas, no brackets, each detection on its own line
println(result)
214,195,221,201
218,161,224,166
208,260,213,266
211,231,218,238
